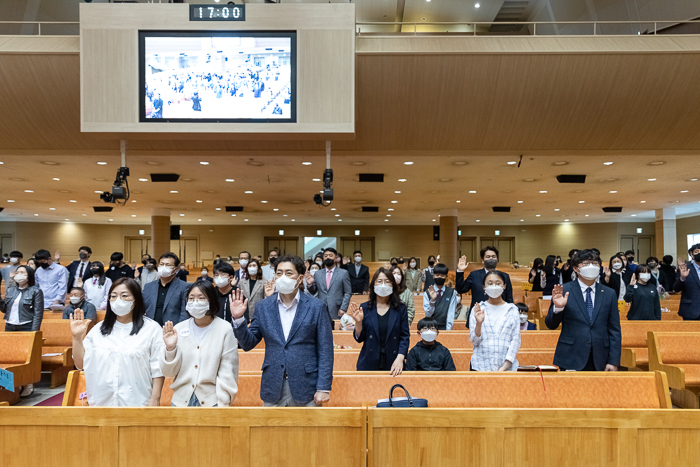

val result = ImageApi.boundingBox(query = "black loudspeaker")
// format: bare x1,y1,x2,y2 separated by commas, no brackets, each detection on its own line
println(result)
170,225,181,240
433,226,440,241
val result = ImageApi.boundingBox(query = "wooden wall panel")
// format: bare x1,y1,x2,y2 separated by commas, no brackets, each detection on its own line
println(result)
371,427,483,466
120,427,231,467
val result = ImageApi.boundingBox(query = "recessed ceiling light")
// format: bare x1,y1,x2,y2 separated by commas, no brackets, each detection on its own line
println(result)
302,162,312,166
385,219,389,222
474,2,480,7
69,200,76,203
640,201,646,203
108,219,113,222
198,219,202,222
335,214,340,217
523,178,536,182
215,207,222,210
387,214,391,217
585,214,589,217
452,161,468,166
476,220,480,222
520,219,524,222
10,178,25,181
388,208,394,211
24,190,33,193
180,178,193,182
648,161,665,166
604,162,613,165
64,219,70,221
231,214,236,217
631,214,637,217
508,161,517,165
609,190,617,193
225,179,234,182
131,215,137,217
146,161,161,166
179,214,185,217
554,208,560,211
688,179,698,182
138,178,148,182
312,178,321,182
351,161,366,166
283,215,288,217
196,200,202,203
517,200,523,203
681,190,689,193
599,178,618,183
94,190,102,194
41,161,59,166
648,178,656,181
53,178,60,181
131,200,136,203
244,219,249,222
49,208,55,210
579,201,585,203
391,200,398,204
456,200,461,203
170,190,178,193
539,191,547,194
564,219,570,222
7,200,14,203
97,162,107,165
273,208,279,211
200,161,209,165
404,162,414,165
536,214,541,217
395,191,401,194
34,213,39,216
469,191,477,194
261,200,268,203
245,191,253,194
82,214,86,216
552,161,569,166
439,178,452,182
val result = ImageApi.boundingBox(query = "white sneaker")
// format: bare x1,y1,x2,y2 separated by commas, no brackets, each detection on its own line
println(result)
20,384,34,397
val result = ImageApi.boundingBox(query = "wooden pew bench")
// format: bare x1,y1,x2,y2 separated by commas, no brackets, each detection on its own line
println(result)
620,321,700,370
648,331,700,408
0,331,43,405
41,320,96,388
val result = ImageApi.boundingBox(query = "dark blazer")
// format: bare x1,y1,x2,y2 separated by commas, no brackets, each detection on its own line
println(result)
545,281,622,370
673,261,700,320
354,301,410,371
456,268,514,312
347,263,370,294
233,293,334,404
66,261,94,293
0,286,44,331
62,300,97,321
525,321,537,330
602,272,622,298
234,268,247,282
176,269,189,282
143,278,189,324
195,276,214,284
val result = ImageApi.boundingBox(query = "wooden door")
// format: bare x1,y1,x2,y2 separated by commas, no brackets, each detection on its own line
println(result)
0,235,12,257
459,237,476,261
183,238,199,266
126,238,144,264
496,239,514,263
359,239,374,261
283,238,298,256
637,236,653,262
620,236,635,255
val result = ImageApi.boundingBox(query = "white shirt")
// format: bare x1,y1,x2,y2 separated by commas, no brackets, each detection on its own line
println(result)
278,291,300,341
74,261,90,287
82,317,164,407
84,276,112,310
190,318,212,345
554,279,596,313
7,293,31,325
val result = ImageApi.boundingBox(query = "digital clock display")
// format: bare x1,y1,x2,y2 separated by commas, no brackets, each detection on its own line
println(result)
190,4,246,22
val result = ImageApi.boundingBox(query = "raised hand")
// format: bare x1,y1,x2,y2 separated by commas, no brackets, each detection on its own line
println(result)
163,321,178,351
347,301,364,323
134,268,140,279
76,277,84,287
264,279,276,298
305,270,315,285
680,263,690,280
552,284,569,309
130,262,137,269
603,267,611,280
230,275,239,288
228,289,248,320
69,309,91,340
54,250,61,262
427,285,437,301
474,303,485,323
457,255,469,272
630,273,637,286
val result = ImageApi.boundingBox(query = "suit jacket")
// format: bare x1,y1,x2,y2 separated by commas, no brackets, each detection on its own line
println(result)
143,278,189,324
354,301,410,371
456,269,514,313
233,293,334,404
347,263,370,294
234,268,248,282
240,277,266,321
423,268,435,292
308,267,352,320
545,281,622,370
673,261,700,319
66,260,94,293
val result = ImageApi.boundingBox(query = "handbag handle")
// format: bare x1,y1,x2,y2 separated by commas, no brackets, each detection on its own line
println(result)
388,384,414,408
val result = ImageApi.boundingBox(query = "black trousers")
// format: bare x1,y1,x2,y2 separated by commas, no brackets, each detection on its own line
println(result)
5,322,32,332
561,351,597,371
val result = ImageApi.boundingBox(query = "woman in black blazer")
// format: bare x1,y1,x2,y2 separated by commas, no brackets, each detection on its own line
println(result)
347,267,410,376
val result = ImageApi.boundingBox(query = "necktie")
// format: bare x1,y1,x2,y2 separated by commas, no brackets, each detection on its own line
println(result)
326,269,332,289
78,263,84,279
436,289,443,302
585,287,593,321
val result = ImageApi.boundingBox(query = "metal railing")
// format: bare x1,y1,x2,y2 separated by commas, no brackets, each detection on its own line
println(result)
356,20,700,37
0,21,80,36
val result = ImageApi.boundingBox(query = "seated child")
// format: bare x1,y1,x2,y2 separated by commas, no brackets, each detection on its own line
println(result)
516,302,537,330
404,318,456,371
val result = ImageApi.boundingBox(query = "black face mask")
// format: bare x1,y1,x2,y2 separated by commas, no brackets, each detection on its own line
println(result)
79,252,89,260
627,257,635,263
694,253,700,262
90,268,100,274
39,262,49,269
434,277,446,287
428,261,435,267
323,258,335,268
398,259,404,264
391,262,398,267
648,262,657,268
484,259,498,270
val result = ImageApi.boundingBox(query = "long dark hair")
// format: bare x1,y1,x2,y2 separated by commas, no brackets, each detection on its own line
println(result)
90,261,107,287
246,258,263,281
101,278,146,336
391,266,407,294
544,255,557,275
532,257,543,272
609,254,625,273
368,267,402,309
15,265,35,287
407,257,419,270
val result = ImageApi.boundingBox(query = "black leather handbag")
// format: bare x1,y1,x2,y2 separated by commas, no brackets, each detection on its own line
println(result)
376,384,428,408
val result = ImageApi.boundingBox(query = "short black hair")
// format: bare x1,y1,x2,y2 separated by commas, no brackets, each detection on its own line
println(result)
35,249,51,261
483,270,508,286
646,257,659,265
213,262,235,276
70,287,85,294
158,252,180,267
9,251,23,259
624,250,635,256
268,249,279,256
239,251,251,260
390,257,398,263
591,248,601,256
635,264,651,280
274,255,306,275
353,250,362,256
417,318,438,332
662,255,674,264
15,265,35,287
568,249,579,258
433,263,449,276
515,302,529,314
141,253,151,259
78,246,92,254
146,258,157,266
690,244,700,253
573,249,600,266
323,248,338,257
480,246,499,260
110,252,124,262
427,255,436,262
186,281,219,317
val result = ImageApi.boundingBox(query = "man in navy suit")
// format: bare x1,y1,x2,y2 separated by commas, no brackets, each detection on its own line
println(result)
455,246,514,325
347,250,370,294
143,252,189,326
231,254,334,407
545,249,621,371
233,250,251,282
673,243,700,320
66,246,94,294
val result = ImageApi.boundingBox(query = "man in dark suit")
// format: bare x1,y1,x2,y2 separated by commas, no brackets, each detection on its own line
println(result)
66,246,94,293
230,255,334,407
455,246,514,325
347,250,370,294
673,244,700,320
305,248,352,328
422,255,437,291
234,250,251,282
545,249,621,371
143,252,189,326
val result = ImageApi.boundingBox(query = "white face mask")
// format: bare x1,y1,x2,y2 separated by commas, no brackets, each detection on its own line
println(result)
420,330,437,342
393,274,402,284
276,275,300,295
519,314,529,324
578,264,600,280
374,284,393,297
315,260,323,266
186,300,209,319
13,274,27,284
111,298,133,316
639,273,651,282
70,296,83,305
201,271,208,276
612,263,623,271
410,262,416,268
310,268,319,274
9,257,18,264
214,276,229,287
484,284,504,298
158,266,174,278
239,259,248,268
248,267,258,276
354,256,362,263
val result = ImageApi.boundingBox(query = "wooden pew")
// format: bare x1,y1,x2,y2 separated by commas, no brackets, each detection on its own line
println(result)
0,331,43,405
620,321,700,370
41,320,96,388
648,331,700,408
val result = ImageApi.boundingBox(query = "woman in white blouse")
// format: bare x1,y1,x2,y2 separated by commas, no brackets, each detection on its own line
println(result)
160,280,239,407
70,277,165,407
82,262,111,311
469,271,521,372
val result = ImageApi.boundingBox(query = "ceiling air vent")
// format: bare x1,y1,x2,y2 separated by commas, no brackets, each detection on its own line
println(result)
226,206,244,212
93,206,114,212
492,206,511,212
150,174,180,182
358,173,384,183
361,206,379,212
602,207,623,213
556,174,587,184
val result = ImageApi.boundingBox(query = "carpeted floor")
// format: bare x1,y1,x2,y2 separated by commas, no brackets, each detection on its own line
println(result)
34,392,65,406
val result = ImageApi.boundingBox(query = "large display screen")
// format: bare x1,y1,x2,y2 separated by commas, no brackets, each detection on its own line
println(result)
139,31,296,123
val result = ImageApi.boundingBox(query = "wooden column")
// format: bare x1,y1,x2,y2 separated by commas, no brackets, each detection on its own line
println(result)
439,209,458,270
151,208,171,260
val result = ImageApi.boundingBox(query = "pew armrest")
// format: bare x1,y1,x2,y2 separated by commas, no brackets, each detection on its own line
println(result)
620,348,637,369
656,364,685,390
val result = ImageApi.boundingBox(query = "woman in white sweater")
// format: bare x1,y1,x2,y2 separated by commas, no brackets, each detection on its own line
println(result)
160,280,239,407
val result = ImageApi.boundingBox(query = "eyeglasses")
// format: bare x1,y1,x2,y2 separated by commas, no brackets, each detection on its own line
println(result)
375,279,392,285
187,298,208,303
580,262,600,267
109,293,134,301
